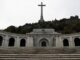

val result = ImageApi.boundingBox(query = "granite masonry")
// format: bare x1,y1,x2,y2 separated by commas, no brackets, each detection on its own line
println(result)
0,28,80,48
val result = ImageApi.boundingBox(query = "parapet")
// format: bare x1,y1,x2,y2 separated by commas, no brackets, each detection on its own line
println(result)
27,29,61,34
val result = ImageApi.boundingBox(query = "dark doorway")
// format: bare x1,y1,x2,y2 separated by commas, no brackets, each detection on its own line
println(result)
20,39,26,47
63,39,69,46
40,38,49,47
41,41,46,47
0,36,3,46
8,38,15,46
74,38,80,46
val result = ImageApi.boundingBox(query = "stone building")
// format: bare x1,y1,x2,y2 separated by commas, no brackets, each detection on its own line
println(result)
0,2,80,48
0,28,80,48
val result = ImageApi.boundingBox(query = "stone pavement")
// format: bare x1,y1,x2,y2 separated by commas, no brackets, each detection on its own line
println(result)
0,54,80,60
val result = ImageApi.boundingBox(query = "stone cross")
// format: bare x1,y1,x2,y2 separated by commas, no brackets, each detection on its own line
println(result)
38,2,46,21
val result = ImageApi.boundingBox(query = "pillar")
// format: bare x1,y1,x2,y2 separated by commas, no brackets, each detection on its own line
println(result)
3,35,9,48
1,36,5,48
27,37,33,47
56,36,63,48
69,36,75,48
14,36,20,47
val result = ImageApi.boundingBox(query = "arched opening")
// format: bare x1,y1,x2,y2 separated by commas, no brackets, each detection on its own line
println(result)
0,36,3,46
40,38,49,47
41,41,46,47
63,39,69,46
8,38,15,46
20,39,26,47
74,38,80,46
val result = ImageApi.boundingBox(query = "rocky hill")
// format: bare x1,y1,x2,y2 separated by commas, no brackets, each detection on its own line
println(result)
4,15,80,34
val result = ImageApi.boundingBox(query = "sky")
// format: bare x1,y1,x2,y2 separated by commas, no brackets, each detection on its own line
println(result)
0,0,80,29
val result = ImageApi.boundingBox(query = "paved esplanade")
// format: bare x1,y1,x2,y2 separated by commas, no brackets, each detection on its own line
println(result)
38,2,46,22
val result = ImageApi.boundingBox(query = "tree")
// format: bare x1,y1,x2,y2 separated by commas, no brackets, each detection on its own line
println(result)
4,15,80,34
4,26,17,33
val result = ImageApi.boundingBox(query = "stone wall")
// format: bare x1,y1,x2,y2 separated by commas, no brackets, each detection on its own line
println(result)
0,29,80,48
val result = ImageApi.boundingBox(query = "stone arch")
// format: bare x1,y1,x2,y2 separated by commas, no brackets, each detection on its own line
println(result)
0,36,3,46
39,38,49,47
8,38,15,46
74,38,80,46
63,39,69,46
20,39,26,47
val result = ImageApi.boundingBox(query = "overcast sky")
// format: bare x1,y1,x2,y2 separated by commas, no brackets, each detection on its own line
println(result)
0,0,80,29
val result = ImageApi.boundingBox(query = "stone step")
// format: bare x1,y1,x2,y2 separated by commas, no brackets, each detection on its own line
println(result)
0,54,80,60
0,48,79,54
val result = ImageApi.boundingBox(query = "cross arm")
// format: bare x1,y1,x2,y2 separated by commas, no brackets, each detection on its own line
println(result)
38,5,46,6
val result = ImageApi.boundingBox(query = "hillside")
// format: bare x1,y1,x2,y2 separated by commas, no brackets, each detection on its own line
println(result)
4,15,80,34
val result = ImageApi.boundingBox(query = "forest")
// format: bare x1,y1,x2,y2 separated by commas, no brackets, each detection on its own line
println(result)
4,15,80,34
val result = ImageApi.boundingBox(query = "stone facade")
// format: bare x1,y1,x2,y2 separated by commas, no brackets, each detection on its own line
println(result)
0,28,80,48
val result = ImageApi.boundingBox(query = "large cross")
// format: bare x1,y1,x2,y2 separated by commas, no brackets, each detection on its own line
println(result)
38,2,46,21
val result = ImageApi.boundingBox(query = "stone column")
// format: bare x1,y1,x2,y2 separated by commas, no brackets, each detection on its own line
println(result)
56,36,63,48
25,38,27,47
49,38,53,47
1,36,5,48
27,37,33,47
69,36,75,48
3,35,9,48
15,36,20,48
